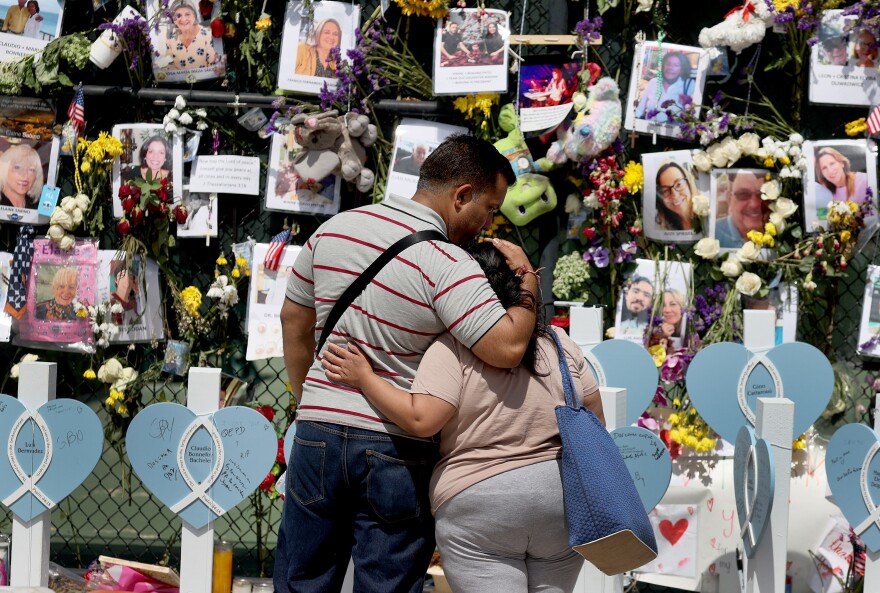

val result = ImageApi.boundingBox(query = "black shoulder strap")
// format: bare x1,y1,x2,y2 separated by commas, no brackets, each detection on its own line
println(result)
315,229,447,358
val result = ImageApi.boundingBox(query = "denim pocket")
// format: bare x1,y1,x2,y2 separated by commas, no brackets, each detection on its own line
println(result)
365,449,429,524
290,436,326,506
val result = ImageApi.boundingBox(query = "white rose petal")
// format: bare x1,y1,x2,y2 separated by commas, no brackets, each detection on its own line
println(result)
50,208,75,230
769,211,785,232
719,137,742,166
97,358,124,383
22,353,39,363
692,193,710,217
60,196,76,212
788,133,804,145
10,363,20,379
692,150,712,172
736,132,761,156
707,143,728,168
74,194,90,211
721,257,744,278
803,279,817,291
739,241,761,261
736,272,762,296
72,208,83,225
59,234,76,251
165,122,178,134
771,197,798,218
174,95,186,110
760,179,781,201
178,112,193,126
47,224,65,240
694,237,721,260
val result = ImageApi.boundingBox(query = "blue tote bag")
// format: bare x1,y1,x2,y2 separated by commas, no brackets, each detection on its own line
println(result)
551,331,658,575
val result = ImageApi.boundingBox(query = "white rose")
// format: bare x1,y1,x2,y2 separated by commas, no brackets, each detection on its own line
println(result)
50,208,75,230
47,224,65,240
692,193,710,217
736,133,761,156
565,193,582,215
694,237,721,260
74,194,90,211
692,150,712,172
778,166,798,179
635,0,653,12
168,108,181,120
769,211,786,232
97,358,124,383
707,143,728,168
739,241,761,261
22,353,39,363
721,257,744,278
60,196,76,212
771,197,798,218
760,179,781,201
112,367,139,391
736,272,762,296
164,122,178,134
10,363,19,379
584,193,599,208
174,95,186,110
110,302,124,314
178,112,193,126
207,286,223,299
72,208,83,225
719,137,742,165
59,234,76,251
788,133,804,145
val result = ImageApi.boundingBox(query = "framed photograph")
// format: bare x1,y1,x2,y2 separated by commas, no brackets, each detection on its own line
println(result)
0,0,64,61
175,187,217,238
0,96,60,225
146,0,226,83
809,11,880,106
858,265,880,358
432,9,509,95
742,283,798,345
277,0,360,95
641,150,708,242
614,258,691,350
624,41,710,140
709,168,771,250
245,243,301,361
111,123,184,218
162,339,191,375
803,139,878,232
96,251,163,343
384,118,468,201
265,130,341,216
20,238,96,344
517,59,581,134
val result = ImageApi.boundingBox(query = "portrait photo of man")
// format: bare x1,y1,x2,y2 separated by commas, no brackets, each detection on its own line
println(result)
712,169,771,249
617,275,654,337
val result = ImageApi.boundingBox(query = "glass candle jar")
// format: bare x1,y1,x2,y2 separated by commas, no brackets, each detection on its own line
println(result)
231,577,251,593
212,541,234,593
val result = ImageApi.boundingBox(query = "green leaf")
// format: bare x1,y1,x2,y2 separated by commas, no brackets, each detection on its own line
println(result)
790,226,803,239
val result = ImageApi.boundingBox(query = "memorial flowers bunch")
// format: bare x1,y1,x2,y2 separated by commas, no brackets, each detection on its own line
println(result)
453,94,500,139
75,132,125,236
48,194,91,251
87,300,123,349
116,176,188,263
551,251,592,302
97,358,139,418
252,403,287,499
162,95,209,135
392,0,449,18
97,12,155,88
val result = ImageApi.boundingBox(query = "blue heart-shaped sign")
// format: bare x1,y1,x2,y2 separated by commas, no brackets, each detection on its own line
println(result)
611,426,671,512
826,423,880,553
734,426,775,558
0,394,102,521
585,339,659,425
126,403,278,529
686,342,833,443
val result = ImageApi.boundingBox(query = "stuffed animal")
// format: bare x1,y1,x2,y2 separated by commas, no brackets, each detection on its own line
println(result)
493,104,536,177
337,112,378,193
698,0,773,54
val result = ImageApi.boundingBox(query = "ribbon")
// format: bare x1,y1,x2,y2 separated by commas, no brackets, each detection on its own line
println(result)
2,410,55,510
724,1,756,22
854,442,880,536
3,225,35,319
736,353,784,427
168,415,225,517
738,443,759,547
654,31,666,108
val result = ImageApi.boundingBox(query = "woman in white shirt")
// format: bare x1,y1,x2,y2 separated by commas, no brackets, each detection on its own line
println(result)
21,0,41,39
635,51,693,124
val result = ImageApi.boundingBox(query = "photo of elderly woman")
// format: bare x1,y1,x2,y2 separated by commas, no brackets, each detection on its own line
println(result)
148,0,225,82
641,150,705,241
635,51,694,123
804,140,878,231
294,18,340,78
34,266,78,321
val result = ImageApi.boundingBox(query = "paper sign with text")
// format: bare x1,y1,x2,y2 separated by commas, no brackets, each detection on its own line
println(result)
189,156,261,195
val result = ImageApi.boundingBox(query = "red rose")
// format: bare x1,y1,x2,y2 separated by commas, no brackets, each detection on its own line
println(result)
146,200,160,213
121,196,135,213
116,218,131,236
256,404,275,422
210,18,224,38
156,188,170,203
130,206,145,226
583,227,596,240
173,204,188,224
258,473,275,492
158,203,168,217
199,0,213,18
276,439,285,463
119,184,131,198
130,186,142,200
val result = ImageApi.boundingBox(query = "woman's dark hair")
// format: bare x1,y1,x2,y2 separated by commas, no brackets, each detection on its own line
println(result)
26,0,38,12
654,161,692,231
470,242,551,376
138,135,172,170
662,51,692,83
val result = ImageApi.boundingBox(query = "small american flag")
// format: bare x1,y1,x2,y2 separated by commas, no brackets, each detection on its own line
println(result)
868,105,880,136
67,84,85,137
264,226,292,271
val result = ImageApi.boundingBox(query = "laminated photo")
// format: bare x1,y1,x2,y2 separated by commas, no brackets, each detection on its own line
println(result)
708,168,772,251
163,339,191,375
614,258,691,350
741,283,798,345
96,251,163,343
265,130,341,216
0,0,64,61
432,9,509,95
517,60,581,134
19,238,96,344
0,96,60,225
803,139,878,232
277,1,360,95
175,187,217,238
859,265,880,358
147,0,226,83
641,150,708,243
245,243,301,361
111,123,184,218
809,11,880,106
384,118,467,201
624,41,709,140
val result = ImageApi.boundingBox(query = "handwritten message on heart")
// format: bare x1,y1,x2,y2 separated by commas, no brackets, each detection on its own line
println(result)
0,394,102,521
826,423,880,553
686,342,833,443
585,339,659,425
611,427,671,512
126,403,277,529
734,426,775,558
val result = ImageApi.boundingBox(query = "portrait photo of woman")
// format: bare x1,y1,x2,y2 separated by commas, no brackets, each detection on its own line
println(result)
641,149,705,241
165,0,217,71
660,290,685,340
654,160,697,231
148,0,225,82
482,21,505,62
122,135,172,184
295,18,341,78
34,266,78,321
853,29,878,68
635,51,694,123
0,143,43,209
815,146,869,207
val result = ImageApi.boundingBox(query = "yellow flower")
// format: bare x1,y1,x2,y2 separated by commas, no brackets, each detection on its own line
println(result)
685,435,699,448
697,437,716,452
83,369,96,380
216,255,228,266
232,268,241,278
623,161,644,195
778,156,790,166
840,230,852,243
762,234,775,248
668,413,680,424
845,118,867,137
848,200,859,214
105,395,114,406
236,257,247,267
180,286,202,317
80,160,92,173
764,222,777,236
392,0,447,18
763,156,774,167
792,437,806,449
747,230,765,246
76,307,89,318
117,403,128,416
648,344,666,367
481,120,488,130
672,398,681,407
255,16,272,30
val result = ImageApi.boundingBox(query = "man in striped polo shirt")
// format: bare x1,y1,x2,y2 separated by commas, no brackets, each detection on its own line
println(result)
274,135,539,593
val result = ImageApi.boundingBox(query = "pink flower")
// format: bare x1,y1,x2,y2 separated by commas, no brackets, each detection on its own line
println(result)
660,353,686,383
637,412,660,431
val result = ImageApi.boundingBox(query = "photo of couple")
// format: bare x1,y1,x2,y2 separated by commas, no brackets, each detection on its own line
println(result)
438,16,506,68
614,259,691,351
809,10,880,106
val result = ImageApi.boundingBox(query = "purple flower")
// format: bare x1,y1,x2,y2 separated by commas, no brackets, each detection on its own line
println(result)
637,412,660,430
652,385,668,406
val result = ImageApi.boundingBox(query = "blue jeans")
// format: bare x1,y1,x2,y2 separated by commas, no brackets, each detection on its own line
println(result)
273,422,439,593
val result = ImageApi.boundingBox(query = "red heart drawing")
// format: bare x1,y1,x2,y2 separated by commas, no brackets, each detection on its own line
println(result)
678,558,690,568
707,497,715,512
710,537,717,548
659,518,689,546
688,506,695,515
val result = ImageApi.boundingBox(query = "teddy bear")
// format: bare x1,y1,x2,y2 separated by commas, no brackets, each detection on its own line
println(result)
699,0,773,54
337,112,378,193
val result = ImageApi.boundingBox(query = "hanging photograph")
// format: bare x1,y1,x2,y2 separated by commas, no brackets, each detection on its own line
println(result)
0,0,64,61
245,242,302,361
0,96,60,225
265,129,341,216
384,118,468,201
517,59,582,134
803,139,878,232
809,10,880,106
432,8,509,95
614,258,691,350
641,150,707,243
96,251,163,343
175,187,217,238
147,0,226,83
859,265,880,358
277,0,360,95
111,123,184,218
624,41,710,140
708,168,772,250
741,283,798,346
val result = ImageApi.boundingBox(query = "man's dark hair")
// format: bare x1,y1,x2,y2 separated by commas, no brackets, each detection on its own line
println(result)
417,134,515,196
628,275,653,289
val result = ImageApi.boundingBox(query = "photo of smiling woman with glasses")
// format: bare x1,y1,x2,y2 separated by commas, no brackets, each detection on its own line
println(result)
642,150,705,241
654,160,697,231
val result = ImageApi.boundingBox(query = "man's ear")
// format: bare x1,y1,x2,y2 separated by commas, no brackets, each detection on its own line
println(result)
452,183,473,212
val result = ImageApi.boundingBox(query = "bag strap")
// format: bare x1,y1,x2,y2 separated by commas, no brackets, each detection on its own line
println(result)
315,229,447,358
550,330,579,409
